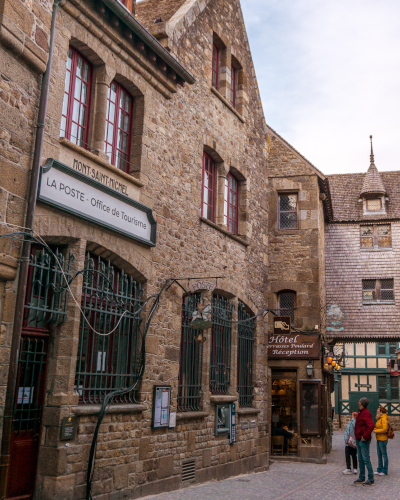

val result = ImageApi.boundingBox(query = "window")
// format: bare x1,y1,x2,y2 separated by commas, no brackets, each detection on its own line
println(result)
278,194,298,229
378,375,399,401
75,254,143,404
361,225,391,249
104,81,133,172
362,279,394,303
278,292,295,324
61,47,92,148
230,66,236,108
300,381,321,436
212,44,219,89
210,295,233,394
237,303,255,407
366,198,382,212
224,172,239,234
178,295,203,412
201,153,215,221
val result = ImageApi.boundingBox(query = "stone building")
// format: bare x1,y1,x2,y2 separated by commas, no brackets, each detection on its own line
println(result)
0,0,272,498
266,126,334,462
325,142,400,428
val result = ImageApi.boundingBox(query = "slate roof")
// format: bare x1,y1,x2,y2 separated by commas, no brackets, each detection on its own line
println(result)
327,170,400,221
136,0,187,28
360,162,387,196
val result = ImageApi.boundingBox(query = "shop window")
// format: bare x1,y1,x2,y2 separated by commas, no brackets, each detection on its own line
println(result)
237,303,255,407
300,380,321,436
104,81,133,172
360,224,391,249
362,279,394,304
75,253,143,404
278,194,298,229
212,43,219,89
277,291,296,324
230,66,236,108
201,153,216,222
178,294,203,412
224,172,239,234
271,371,298,445
60,47,92,148
210,295,233,394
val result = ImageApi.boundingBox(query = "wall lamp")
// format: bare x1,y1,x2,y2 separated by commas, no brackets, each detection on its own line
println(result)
306,360,314,378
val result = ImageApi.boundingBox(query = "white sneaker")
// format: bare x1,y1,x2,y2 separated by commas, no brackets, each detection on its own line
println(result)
379,472,386,476
353,469,358,474
374,472,380,475
342,469,352,474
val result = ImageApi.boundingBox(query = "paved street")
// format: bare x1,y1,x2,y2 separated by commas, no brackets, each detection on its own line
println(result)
144,431,399,499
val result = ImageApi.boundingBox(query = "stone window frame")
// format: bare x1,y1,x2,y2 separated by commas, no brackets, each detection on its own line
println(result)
277,290,296,326
278,192,299,230
360,224,392,250
362,278,395,305
212,33,225,91
230,54,244,113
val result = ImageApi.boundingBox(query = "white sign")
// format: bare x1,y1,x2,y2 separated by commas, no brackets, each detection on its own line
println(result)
189,280,216,293
17,387,33,405
38,160,156,246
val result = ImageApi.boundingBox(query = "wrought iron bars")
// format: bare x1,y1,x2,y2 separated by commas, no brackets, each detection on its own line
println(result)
237,302,255,407
210,295,233,394
177,294,203,412
24,247,74,327
75,254,144,404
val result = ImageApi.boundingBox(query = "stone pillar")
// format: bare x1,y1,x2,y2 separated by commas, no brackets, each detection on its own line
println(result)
90,65,116,158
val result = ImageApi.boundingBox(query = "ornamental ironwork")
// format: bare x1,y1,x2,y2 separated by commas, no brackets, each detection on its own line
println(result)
237,302,255,407
210,295,233,395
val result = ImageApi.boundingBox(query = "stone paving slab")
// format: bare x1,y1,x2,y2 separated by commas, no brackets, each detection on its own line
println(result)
143,431,400,499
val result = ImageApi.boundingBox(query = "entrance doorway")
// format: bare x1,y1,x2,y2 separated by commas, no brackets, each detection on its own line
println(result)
271,370,298,456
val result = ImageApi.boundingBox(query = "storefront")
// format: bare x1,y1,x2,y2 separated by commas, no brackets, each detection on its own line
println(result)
268,318,332,463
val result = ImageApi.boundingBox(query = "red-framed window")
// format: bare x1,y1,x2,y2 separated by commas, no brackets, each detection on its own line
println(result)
212,44,219,89
104,81,133,172
231,66,236,108
60,47,92,148
202,153,215,221
224,172,239,234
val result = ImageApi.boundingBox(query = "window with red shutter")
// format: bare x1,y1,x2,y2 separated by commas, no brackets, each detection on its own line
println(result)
224,172,239,234
202,153,215,221
104,81,133,172
60,47,92,149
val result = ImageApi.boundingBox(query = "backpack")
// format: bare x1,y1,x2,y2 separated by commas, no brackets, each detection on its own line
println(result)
387,423,395,439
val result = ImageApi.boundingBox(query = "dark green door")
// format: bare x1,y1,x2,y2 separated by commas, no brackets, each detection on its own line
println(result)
349,391,379,417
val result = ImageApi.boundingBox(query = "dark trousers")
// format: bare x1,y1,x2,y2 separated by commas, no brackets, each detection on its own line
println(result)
345,445,357,469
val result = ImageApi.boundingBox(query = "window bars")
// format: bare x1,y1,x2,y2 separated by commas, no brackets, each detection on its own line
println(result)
278,292,295,324
75,254,144,404
237,302,255,407
279,194,297,229
362,279,394,303
210,295,233,394
24,247,74,328
178,294,203,412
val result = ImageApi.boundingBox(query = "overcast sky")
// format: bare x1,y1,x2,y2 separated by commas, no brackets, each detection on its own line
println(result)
240,0,400,174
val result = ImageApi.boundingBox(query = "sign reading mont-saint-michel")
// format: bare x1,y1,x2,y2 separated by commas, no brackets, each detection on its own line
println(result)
38,159,156,246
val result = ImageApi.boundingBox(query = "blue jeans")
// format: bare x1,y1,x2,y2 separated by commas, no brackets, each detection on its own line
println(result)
377,440,388,474
356,439,374,481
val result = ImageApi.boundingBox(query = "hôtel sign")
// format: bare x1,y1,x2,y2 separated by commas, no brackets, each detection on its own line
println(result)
268,316,320,359
38,159,156,246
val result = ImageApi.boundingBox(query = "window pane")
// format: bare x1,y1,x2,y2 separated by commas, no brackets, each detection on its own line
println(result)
71,122,78,144
110,83,117,102
62,93,69,117
301,383,319,434
280,195,297,211
79,104,86,126
125,95,131,112
72,99,80,123
76,56,83,79
367,199,381,211
81,82,88,104
361,226,373,236
391,377,399,400
74,77,82,100
361,237,373,248
280,213,297,229
67,49,73,70
123,113,129,132
64,70,71,93
60,116,66,137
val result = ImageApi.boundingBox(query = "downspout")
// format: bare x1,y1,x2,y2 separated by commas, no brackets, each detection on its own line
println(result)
0,1,62,496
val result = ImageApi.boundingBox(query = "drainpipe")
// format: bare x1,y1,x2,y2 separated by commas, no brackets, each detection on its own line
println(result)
0,1,62,496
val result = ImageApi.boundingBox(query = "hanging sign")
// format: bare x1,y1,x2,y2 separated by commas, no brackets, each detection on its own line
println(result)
38,159,156,246
268,333,320,359
189,281,216,293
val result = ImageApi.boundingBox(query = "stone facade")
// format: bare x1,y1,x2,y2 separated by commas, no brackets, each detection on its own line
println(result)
0,1,271,499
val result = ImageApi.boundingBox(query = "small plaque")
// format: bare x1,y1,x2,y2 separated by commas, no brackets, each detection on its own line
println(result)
61,416,78,441
249,420,256,428
241,421,249,430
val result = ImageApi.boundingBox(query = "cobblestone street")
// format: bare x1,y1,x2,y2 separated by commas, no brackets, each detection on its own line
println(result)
144,432,400,499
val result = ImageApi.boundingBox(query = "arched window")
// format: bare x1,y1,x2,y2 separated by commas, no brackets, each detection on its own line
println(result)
224,172,239,234
278,291,296,325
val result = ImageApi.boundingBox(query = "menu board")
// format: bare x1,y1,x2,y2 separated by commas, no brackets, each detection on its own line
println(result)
152,385,171,429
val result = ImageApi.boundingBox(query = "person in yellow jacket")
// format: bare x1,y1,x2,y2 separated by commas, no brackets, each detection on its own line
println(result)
374,406,389,476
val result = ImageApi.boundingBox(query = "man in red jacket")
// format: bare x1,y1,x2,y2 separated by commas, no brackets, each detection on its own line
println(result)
354,397,375,486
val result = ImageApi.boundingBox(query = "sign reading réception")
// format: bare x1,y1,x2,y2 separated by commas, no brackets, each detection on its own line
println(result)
268,333,320,359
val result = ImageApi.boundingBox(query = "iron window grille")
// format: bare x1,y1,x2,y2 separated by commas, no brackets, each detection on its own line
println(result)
212,43,219,89
24,247,74,328
230,66,236,108
60,47,92,148
362,279,394,303
366,198,382,212
278,194,298,229
224,172,239,234
75,254,144,404
237,302,255,407
360,224,391,249
202,153,216,222
104,80,133,172
178,294,203,412
210,295,233,394
277,292,295,325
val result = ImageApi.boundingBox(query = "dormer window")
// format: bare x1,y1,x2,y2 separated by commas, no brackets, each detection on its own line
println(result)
366,199,382,212
363,195,386,215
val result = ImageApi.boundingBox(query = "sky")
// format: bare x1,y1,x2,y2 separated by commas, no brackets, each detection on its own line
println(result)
240,0,400,174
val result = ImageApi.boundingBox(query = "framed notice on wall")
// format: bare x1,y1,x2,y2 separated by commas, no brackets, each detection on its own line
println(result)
152,385,171,429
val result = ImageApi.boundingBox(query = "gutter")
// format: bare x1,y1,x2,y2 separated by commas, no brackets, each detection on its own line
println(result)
102,0,196,85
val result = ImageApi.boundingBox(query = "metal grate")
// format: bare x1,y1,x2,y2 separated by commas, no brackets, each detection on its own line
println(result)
278,293,295,324
178,294,203,412
362,280,376,301
279,194,297,229
381,279,394,301
210,295,233,395
181,459,196,482
237,302,255,408
366,199,381,211
75,253,143,404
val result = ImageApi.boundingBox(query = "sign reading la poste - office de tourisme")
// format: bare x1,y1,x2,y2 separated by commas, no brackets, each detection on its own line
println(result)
38,159,156,246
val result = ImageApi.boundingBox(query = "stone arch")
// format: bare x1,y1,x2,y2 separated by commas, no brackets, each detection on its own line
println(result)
213,277,259,317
